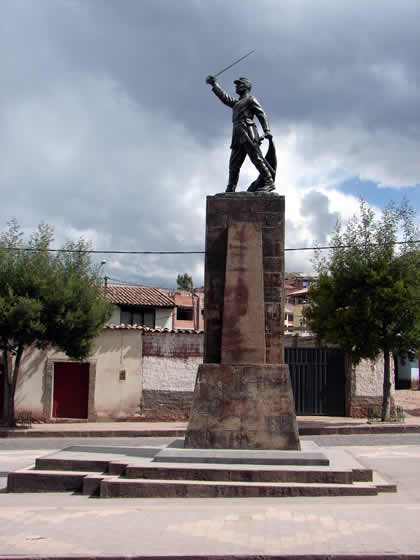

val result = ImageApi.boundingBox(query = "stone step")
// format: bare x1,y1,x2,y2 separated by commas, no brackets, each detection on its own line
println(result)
372,471,397,493
7,468,94,493
7,466,395,497
99,477,380,498
124,464,355,484
33,456,373,485
35,456,131,475
154,445,329,466
35,457,109,473
7,467,114,496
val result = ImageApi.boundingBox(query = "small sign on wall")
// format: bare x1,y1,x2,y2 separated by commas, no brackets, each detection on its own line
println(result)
119,370,126,381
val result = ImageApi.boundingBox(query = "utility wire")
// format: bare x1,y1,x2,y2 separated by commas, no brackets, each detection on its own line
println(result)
2,239,419,255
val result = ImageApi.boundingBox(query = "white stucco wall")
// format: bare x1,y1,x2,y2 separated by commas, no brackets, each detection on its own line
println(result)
352,354,395,397
155,308,173,329
14,328,143,421
14,348,47,418
141,332,203,393
108,306,121,325
91,329,142,420
142,356,199,392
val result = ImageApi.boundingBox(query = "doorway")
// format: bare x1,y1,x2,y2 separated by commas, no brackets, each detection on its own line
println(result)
52,362,89,419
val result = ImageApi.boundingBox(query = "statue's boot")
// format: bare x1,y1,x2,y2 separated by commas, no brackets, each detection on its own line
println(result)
256,181,275,192
225,184,237,192
254,165,275,192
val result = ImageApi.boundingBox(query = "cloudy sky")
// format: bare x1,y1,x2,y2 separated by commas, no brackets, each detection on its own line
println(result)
1,0,419,288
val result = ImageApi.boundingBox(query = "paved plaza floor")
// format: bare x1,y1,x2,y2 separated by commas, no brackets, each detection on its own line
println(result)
1,391,419,557
1,434,420,558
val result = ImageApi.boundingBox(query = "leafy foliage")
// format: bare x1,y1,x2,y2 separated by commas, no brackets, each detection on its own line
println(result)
304,200,420,420
176,272,194,291
0,220,113,425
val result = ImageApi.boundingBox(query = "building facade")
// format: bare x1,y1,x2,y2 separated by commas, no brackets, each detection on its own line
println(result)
7,328,394,422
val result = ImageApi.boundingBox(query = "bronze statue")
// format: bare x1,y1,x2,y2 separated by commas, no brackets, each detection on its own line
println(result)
206,75,276,193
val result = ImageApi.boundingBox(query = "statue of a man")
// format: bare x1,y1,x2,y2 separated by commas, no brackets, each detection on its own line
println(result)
206,75,275,193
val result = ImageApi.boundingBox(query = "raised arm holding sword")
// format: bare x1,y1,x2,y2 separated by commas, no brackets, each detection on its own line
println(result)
206,50,276,193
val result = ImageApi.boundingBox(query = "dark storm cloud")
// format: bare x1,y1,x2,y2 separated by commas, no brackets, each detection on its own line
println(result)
41,0,420,138
8,0,418,143
1,0,419,285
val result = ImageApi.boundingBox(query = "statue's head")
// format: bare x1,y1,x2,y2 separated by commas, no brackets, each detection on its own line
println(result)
234,77,252,93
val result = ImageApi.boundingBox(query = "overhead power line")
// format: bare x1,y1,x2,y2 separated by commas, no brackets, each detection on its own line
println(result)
2,240,419,255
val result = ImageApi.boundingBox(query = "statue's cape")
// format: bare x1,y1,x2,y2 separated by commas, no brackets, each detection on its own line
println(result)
247,138,277,192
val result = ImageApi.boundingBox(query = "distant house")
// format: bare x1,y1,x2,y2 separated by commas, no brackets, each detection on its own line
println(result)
167,289,204,331
286,287,309,332
285,272,316,292
105,284,175,329
284,306,294,333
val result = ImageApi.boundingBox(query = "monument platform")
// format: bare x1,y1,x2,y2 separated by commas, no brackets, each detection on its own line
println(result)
7,439,396,498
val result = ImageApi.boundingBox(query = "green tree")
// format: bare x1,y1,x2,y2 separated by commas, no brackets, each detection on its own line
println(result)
176,272,194,291
0,219,113,426
304,200,420,421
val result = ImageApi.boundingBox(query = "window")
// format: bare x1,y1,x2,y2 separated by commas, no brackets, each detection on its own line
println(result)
177,307,193,321
120,307,155,327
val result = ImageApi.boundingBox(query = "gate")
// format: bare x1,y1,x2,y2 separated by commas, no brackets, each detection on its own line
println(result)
285,347,345,416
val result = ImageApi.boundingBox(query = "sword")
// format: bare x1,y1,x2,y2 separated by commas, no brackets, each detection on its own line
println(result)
212,50,255,79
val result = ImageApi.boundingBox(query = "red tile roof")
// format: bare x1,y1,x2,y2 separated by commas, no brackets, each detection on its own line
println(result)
105,324,203,334
105,285,175,308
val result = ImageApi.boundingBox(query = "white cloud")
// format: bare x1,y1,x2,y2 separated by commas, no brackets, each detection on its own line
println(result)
1,0,418,285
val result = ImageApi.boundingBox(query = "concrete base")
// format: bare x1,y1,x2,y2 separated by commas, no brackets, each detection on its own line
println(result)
156,440,326,465
184,363,300,450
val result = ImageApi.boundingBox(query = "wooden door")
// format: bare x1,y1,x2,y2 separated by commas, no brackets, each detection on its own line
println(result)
52,362,89,419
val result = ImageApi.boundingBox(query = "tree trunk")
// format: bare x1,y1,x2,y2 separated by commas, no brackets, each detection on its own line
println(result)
6,377,15,427
5,345,24,428
381,348,392,422
2,347,9,425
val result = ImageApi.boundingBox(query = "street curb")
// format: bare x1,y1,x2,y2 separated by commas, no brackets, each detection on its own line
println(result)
0,425,419,438
0,429,187,438
0,554,420,559
298,424,420,435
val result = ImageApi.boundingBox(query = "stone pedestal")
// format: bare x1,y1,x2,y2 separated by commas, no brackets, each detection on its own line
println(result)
185,193,300,450
184,363,299,449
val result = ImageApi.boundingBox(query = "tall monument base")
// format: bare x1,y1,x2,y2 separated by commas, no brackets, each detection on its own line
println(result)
185,193,300,451
184,363,300,450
